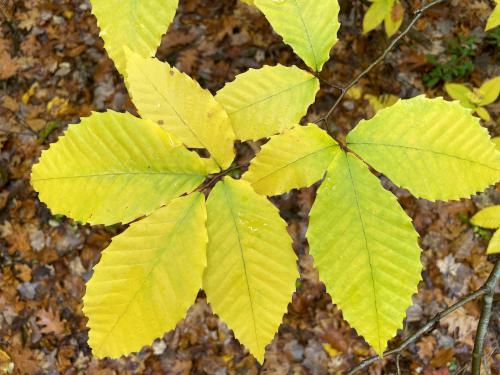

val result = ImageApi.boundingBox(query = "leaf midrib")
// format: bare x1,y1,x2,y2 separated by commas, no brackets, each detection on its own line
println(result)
221,181,260,350
253,144,338,184
291,0,318,71
92,195,200,354
227,76,316,115
348,142,500,172
345,154,382,352
32,171,205,182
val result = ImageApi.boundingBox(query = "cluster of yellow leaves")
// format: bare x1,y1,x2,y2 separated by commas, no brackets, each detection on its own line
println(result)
363,0,404,37
32,0,343,363
246,95,500,354
445,77,500,121
471,205,500,254
470,138,500,255
30,0,500,364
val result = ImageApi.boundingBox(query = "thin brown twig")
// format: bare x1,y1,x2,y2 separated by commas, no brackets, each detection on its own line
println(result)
346,258,500,375
472,259,500,374
196,163,248,192
314,0,447,127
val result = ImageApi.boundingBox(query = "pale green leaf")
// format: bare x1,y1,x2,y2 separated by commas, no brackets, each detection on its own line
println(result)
83,193,207,358
244,124,339,195
363,0,393,34
253,0,341,71
31,111,207,225
347,96,500,201
215,64,319,141
125,51,235,170
204,178,298,362
471,205,500,229
90,0,178,74
487,229,500,254
444,83,474,109
485,1,500,31
475,107,491,122
478,76,500,106
307,152,422,355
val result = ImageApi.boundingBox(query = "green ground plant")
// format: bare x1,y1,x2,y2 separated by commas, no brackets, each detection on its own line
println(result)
30,0,500,365
423,35,477,87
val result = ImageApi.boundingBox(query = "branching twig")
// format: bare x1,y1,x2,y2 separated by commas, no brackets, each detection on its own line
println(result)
346,259,500,375
472,259,500,374
314,0,447,127
196,163,248,193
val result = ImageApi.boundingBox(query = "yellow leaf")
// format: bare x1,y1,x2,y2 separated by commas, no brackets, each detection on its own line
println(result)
493,137,500,150
253,0,341,71
90,0,178,74
346,85,363,100
475,107,491,122
347,96,500,201
478,76,500,106
215,64,319,141
307,152,421,355
365,93,399,113
471,205,500,229
83,193,207,358
31,111,207,225
204,178,298,362
487,229,500,254
125,51,235,170
363,0,393,34
244,124,339,195
485,1,500,31
444,83,474,109
384,1,404,37
322,343,339,357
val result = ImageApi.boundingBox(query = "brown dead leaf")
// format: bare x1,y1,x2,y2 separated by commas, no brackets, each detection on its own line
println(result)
35,308,66,336
9,347,40,374
14,264,32,282
441,307,476,346
430,348,454,367
417,336,436,361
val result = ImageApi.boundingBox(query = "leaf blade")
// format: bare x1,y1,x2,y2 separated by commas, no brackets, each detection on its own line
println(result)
478,76,500,106
31,111,207,225
444,83,474,109
307,152,422,354
485,2,500,31
215,64,319,141
363,0,393,34
244,124,339,195
347,96,500,200
203,178,298,362
90,0,179,74
487,229,500,254
471,205,500,229
83,193,207,358
253,0,341,71
125,51,235,170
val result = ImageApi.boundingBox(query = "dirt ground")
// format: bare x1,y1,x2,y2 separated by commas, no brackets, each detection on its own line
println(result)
0,0,499,374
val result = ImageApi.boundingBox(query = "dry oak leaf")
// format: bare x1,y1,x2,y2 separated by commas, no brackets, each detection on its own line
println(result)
35,308,66,336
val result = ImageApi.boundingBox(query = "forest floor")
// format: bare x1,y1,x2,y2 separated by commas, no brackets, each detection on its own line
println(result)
0,0,499,374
